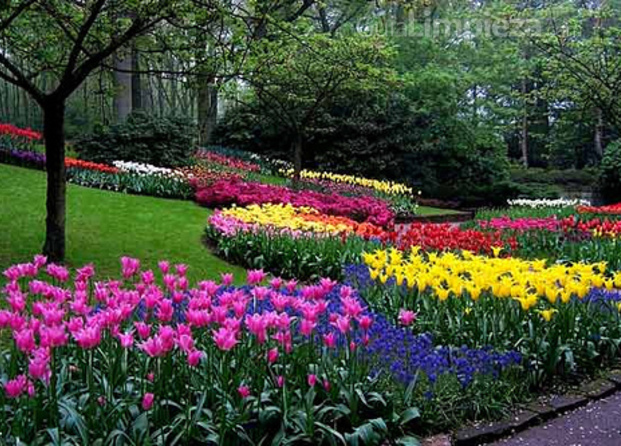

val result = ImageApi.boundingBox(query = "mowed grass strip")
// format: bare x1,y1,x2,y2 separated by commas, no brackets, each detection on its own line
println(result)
0,164,245,283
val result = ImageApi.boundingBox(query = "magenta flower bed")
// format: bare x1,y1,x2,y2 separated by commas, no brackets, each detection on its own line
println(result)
195,177,394,226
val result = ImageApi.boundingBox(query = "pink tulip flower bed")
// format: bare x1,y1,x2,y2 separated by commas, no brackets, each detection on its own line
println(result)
0,255,409,443
194,177,394,227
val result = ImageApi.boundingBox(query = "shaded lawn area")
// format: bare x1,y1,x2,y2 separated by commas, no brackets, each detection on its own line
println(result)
0,164,245,283
417,205,462,216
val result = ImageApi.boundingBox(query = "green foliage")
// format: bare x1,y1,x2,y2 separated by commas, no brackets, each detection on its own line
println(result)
67,169,194,200
205,226,373,281
0,164,245,284
598,140,621,203
76,112,196,167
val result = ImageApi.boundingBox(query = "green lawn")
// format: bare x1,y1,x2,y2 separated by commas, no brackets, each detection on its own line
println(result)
0,164,245,283
417,205,462,216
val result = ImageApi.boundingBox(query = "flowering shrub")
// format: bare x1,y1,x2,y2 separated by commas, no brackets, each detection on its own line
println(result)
195,177,395,226
355,248,621,385
507,198,591,208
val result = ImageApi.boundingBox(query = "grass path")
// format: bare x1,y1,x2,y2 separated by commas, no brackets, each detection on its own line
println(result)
0,164,245,282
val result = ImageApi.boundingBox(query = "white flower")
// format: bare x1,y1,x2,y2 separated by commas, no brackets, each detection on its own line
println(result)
112,161,186,179
507,198,591,208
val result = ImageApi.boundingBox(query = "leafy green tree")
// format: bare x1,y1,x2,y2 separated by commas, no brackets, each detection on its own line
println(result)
0,0,211,261
244,30,394,179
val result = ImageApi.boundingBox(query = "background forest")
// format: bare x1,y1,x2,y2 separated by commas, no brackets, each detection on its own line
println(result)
2,0,620,206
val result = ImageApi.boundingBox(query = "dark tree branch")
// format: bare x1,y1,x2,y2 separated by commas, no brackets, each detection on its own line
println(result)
0,52,43,102
63,0,107,80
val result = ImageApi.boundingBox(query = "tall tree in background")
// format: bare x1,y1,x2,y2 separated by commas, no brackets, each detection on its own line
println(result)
0,0,211,261
247,32,393,180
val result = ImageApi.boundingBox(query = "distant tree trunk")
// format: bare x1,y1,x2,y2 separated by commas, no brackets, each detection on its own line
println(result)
131,44,142,111
292,132,303,183
520,77,529,168
197,73,217,145
114,51,132,122
594,107,604,158
41,99,67,262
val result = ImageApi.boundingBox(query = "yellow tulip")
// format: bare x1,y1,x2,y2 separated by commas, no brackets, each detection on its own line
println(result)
537,309,558,322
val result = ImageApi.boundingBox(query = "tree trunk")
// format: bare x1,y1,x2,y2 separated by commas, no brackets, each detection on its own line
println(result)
42,100,67,262
197,74,217,145
520,77,529,168
113,51,132,122
131,43,142,111
292,132,303,184
594,107,604,158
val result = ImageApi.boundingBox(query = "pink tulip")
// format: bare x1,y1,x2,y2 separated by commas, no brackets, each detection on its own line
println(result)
276,375,285,388
74,325,102,349
33,254,47,268
323,332,337,349
14,329,36,353
358,315,373,331
135,322,151,339
267,347,279,364
238,385,251,398
323,379,331,392
331,315,351,334
187,350,204,367
269,277,283,289
220,273,233,286
142,392,154,410
4,375,27,398
307,374,317,387
398,309,417,326
158,261,170,274
156,299,174,322
299,318,316,337
118,332,134,349
212,327,238,351
246,269,266,285
175,264,188,276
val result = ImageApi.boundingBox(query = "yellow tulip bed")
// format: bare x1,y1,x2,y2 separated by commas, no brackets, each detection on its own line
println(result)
350,246,621,385
281,167,414,196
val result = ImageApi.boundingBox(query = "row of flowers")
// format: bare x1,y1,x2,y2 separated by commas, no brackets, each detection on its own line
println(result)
507,198,591,208
0,255,519,443
281,167,414,197
195,177,395,227
211,203,386,238
354,247,621,385
0,122,42,141
478,215,621,238
0,144,414,226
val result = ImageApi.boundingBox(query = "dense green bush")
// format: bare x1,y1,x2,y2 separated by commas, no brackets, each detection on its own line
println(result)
76,112,196,167
598,140,621,202
215,96,515,206
510,167,597,189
